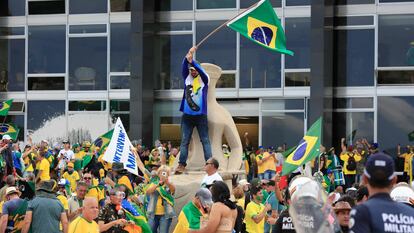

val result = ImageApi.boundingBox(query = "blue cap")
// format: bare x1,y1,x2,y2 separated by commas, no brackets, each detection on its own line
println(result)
364,153,395,182
258,146,263,149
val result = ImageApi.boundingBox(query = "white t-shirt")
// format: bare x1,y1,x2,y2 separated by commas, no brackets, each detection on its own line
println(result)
201,172,223,188
59,149,75,162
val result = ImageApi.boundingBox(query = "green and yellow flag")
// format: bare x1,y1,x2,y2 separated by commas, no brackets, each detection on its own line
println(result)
282,117,322,175
227,0,293,55
0,99,13,116
91,129,114,154
173,202,204,233
0,123,20,141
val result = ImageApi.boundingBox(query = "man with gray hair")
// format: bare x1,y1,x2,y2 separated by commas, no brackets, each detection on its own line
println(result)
173,188,213,233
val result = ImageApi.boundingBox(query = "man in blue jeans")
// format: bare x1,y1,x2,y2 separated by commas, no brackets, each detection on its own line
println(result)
175,46,212,174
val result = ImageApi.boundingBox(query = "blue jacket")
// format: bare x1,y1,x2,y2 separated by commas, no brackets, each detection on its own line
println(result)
179,57,209,115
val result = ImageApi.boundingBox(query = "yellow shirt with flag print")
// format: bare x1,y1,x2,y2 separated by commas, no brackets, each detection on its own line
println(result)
244,201,265,233
340,152,362,175
63,171,80,193
38,158,50,181
69,216,99,233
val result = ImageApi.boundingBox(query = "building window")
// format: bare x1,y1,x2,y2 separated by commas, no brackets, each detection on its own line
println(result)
69,37,107,90
196,21,236,70
69,0,108,14
70,25,107,34
111,23,130,72
240,0,281,8
155,0,193,11
0,39,25,92
379,15,414,67
379,0,414,2
285,17,311,69
286,0,310,6
378,70,414,85
334,29,374,86
29,25,66,74
285,72,310,87
157,34,193,90
216,73,236,88
336,0,374,4
240,36,281,88
28,76,65,90
196,0,236,9
0,27,25,36
0,0,25,17
110,75,130,89
332,112,374,147
111,0,130,12
261,99,305,147
110,100,130,132
27,100,66,141
28,0,65,15
262,112,304,148
69,101,107,111
378,96,414,154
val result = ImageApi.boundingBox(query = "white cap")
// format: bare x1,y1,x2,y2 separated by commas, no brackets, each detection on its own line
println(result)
2,135,11,140
238,179,250,186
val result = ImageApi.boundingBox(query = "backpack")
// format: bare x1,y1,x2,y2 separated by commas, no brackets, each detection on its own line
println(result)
346,154,357,171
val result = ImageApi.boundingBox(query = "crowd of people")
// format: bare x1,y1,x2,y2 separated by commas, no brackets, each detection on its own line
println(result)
0,132,413,233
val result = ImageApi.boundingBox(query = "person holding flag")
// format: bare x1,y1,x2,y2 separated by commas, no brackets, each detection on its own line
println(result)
175,46,212,175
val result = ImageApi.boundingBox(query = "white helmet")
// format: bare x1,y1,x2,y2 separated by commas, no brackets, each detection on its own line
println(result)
288,176,313,199
391,183,414,205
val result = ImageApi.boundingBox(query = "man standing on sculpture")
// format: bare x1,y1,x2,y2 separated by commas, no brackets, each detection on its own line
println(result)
175,46,212,174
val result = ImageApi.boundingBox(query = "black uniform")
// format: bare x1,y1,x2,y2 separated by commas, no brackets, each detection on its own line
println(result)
350,193,414,233
274,209,295,233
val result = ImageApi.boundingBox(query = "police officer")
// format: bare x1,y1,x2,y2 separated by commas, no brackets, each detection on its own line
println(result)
350,153,414,233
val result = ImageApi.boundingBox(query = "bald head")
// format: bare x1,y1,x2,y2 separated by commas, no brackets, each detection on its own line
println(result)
82,197,99,221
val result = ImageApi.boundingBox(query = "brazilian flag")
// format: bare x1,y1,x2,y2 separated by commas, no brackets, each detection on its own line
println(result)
91,129,114,154
122,200,151,233
173,202,204,232
282,117,322,175
0,123,20,140
227,0,293,56
0,99,13,116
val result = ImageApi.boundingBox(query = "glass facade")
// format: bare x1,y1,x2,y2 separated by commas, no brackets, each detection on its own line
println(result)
0,0,413,155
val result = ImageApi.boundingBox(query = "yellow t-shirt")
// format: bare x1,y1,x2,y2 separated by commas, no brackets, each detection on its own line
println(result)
262,152,276,172
402,153,414,173
63,171,80,193
244,201,265,233
340,152,362,175
256,154,266,174
24,152,36,172
39,158,50,181
69,216,99,233
57,194,69,210
236,197,245,210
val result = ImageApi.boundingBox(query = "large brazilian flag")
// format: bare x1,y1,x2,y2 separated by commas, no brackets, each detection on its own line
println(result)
282,117,322,175
227,0,293,56
91,129,114,154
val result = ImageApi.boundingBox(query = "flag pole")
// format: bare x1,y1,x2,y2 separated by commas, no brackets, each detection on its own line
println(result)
195,1,260,48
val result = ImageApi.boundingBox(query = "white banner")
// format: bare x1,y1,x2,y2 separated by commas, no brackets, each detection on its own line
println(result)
103,118,138,175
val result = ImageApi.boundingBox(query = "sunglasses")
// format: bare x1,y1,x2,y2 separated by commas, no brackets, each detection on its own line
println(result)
84,177,92,180
205,162,213,166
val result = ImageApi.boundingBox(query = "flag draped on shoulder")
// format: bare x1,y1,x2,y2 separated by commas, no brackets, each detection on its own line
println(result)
282,117,322,175
122,199,151,233
0,123,19,140
0,99,13,116
227,0,293,56
173,202,204,233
